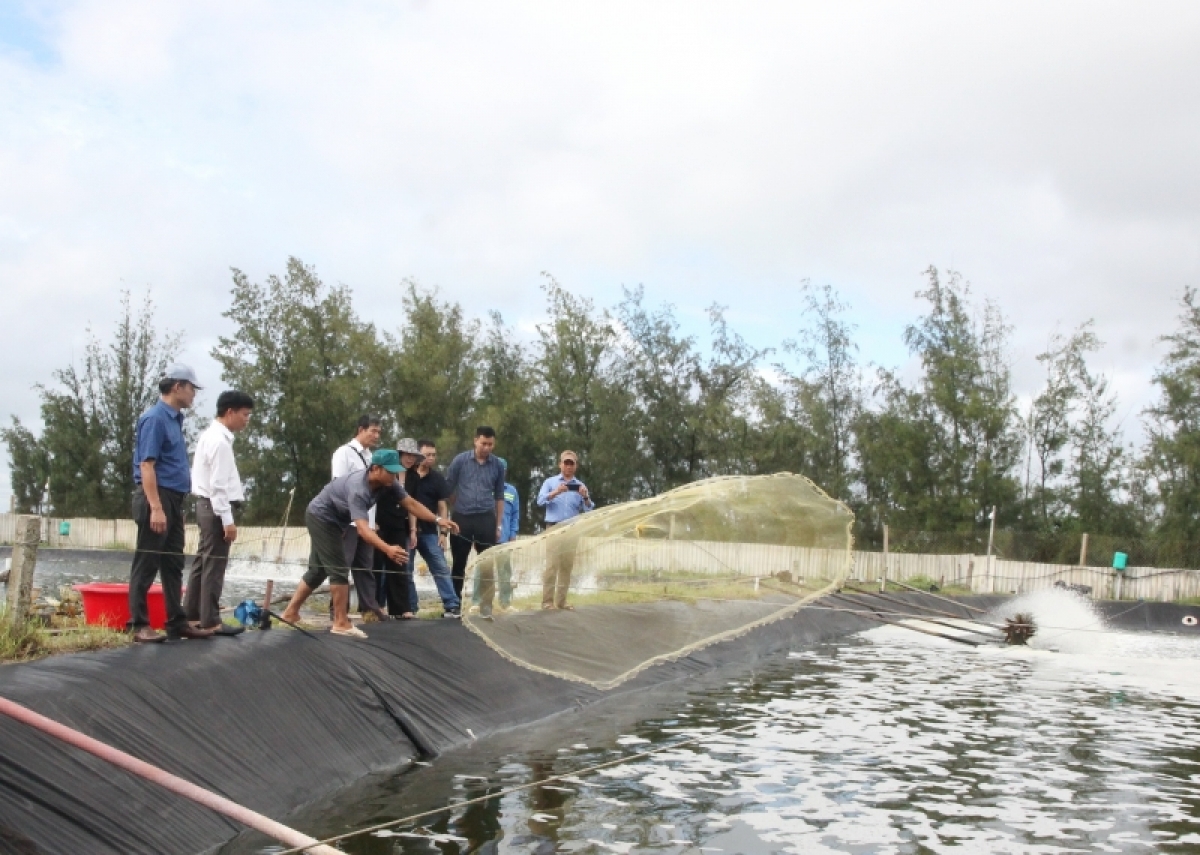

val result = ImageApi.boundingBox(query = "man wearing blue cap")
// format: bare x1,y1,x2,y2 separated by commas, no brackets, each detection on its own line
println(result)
278,449,459,637
128,363,211,643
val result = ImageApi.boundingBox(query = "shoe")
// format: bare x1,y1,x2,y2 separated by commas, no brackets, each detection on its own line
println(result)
542,604,557,610
559,604,575,611
480,604,493,618
209,624,245,637
330,625,368,639
133,627,166,644
398,612,415,620
168,625,215,640
467,605,480,615
442,609,462,619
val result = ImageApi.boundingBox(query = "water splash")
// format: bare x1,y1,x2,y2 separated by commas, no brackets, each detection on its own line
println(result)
990,587,1108,654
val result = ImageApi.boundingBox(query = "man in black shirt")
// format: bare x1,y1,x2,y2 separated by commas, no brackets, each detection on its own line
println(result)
404,438,460,617
374,438,424,617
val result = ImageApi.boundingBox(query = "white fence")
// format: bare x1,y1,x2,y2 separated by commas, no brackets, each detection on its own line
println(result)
3,513,1198,602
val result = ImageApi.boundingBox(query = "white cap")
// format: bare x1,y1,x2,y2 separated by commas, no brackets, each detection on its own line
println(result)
162,362,202,389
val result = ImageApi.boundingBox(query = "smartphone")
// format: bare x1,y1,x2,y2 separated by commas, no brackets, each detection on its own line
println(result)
566,483,581,491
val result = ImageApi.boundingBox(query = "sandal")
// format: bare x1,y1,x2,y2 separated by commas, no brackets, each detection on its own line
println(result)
399,612,415,620
542,604,557,610
330,625,368,639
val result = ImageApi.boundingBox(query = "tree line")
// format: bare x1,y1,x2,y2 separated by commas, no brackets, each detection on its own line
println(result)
6,258,1200,566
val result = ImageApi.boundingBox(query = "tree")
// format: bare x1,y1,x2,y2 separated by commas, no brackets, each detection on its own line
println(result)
617,288,764,495
378,283,480,451
2,291,181,517
616,287,702,496
1024,324,1098,528
0,419,48,513
752,282,861,501
856,268,1022,536
1068,358,1129,535
1143,287,1200,547
532,275,638,505
474,311,544,531
212,258,382,523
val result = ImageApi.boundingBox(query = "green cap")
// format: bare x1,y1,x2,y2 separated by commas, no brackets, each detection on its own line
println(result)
371,448,403,473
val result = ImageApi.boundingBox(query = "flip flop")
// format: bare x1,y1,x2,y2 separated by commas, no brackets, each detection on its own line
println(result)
399,612,415,620
330,625,368,639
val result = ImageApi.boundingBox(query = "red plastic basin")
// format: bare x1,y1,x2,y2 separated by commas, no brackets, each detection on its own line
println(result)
74,583,168,630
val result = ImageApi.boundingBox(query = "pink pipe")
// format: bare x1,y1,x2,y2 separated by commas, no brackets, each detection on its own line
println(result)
0,695,341,855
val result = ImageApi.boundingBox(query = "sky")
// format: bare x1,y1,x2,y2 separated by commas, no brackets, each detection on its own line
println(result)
1,1,1198,506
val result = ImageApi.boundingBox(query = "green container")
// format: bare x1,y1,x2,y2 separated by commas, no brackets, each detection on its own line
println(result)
1112,551,1128,571
58,521,70,536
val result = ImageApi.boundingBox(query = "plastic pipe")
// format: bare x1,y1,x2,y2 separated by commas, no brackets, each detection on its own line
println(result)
0,695,340,855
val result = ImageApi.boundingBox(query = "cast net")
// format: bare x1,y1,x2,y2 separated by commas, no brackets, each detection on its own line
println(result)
463,473,853,689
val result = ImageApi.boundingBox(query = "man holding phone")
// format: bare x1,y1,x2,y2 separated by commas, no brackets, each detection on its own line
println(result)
536,450,594,610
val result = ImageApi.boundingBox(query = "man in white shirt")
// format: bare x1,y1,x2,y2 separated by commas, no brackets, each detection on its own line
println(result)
186,390,254,635
331,414,387,620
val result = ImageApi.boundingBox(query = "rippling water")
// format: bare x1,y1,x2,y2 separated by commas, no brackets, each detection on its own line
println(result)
242,611,1200,855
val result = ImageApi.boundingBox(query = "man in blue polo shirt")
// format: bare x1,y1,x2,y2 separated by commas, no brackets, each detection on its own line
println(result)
129,363,213,643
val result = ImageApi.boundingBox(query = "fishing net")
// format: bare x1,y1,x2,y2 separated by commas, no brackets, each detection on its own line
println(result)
463,473,853,689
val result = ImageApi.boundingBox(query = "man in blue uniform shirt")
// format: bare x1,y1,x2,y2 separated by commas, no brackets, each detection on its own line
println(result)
536,449,594,610
129,363,213,643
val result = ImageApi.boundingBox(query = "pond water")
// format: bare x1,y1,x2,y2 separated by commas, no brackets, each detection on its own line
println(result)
219,591,1200,855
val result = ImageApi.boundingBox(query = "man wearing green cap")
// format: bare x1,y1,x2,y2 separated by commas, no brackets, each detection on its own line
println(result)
279,449,458,638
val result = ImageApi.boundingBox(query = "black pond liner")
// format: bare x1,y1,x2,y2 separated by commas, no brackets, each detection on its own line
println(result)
0,593,1196,854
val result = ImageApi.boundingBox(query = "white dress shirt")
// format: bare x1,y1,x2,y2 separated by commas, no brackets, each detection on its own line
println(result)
191,420,245,526
331,438,374,526
331,438,371,479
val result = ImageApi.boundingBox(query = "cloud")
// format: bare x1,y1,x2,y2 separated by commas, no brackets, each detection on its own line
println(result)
1,0,1199,502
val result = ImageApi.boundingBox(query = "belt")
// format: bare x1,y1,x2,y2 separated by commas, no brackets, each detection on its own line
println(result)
196,496,244,510
138,485,186,499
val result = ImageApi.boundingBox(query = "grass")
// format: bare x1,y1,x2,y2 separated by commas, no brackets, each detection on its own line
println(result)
0,611,129,664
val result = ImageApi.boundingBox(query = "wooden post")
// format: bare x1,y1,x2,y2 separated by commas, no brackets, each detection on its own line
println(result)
5,515,40,621
1078,533,1088,567
880,524,889,592
259,580,274,630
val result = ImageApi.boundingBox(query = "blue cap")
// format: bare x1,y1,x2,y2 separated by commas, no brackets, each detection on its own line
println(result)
371,448,403,473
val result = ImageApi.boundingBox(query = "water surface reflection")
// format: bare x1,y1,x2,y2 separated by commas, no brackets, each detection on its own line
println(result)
243,628,1200,854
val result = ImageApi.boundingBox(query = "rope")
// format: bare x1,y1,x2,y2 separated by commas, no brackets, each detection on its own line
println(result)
274,720,761,855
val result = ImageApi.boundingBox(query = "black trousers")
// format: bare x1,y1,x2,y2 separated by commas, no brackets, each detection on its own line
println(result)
184,497,238,628
449,511,496,599
342,527,385,619
375,527,415,614
128,486,188,632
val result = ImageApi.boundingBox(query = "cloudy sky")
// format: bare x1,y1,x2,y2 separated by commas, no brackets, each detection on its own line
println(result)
1,1,1198,504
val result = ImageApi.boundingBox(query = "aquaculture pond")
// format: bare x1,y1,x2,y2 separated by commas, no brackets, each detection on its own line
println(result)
224,592,1200,855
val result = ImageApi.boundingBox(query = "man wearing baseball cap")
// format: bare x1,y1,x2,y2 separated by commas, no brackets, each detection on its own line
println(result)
128,363,211,643
535,449,594,610
278,448,458,638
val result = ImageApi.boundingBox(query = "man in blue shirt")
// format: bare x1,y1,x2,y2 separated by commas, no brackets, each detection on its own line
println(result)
536,449,594,610
445,426,506,601
129,363,213,643
471,459,519,615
